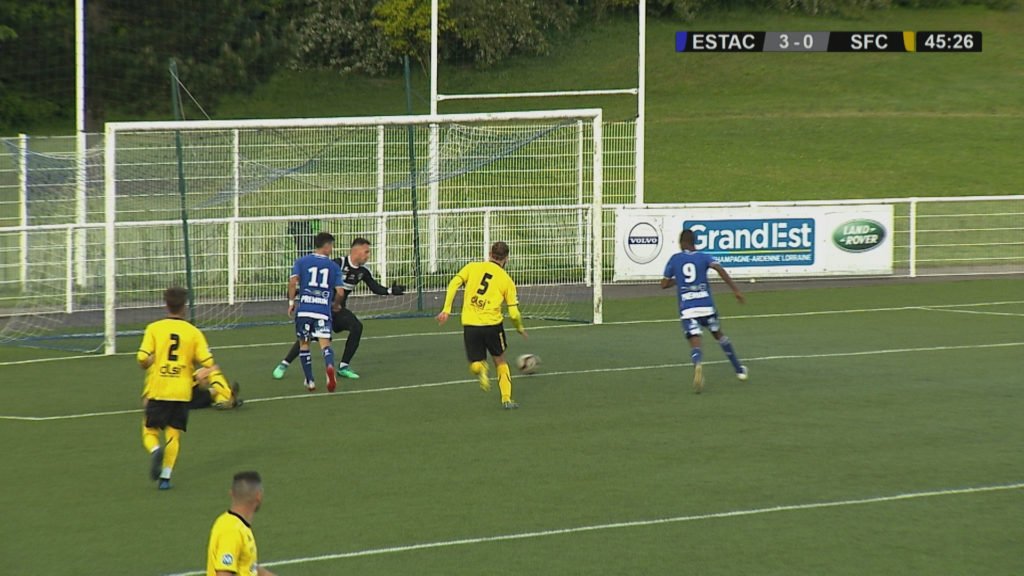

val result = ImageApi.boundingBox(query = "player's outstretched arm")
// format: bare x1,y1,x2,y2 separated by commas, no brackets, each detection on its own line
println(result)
286,275,299,317
711,263,745,304
437,272,466,325
332,286,345,312
361,269,405,296
508,304,527,339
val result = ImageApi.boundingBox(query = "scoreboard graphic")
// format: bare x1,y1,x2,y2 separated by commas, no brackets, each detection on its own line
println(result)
675,31,982,52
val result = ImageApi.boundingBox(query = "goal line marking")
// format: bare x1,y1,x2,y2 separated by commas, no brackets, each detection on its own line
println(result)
2,299,1022,368
2,341,1021,422
164,481,1024,575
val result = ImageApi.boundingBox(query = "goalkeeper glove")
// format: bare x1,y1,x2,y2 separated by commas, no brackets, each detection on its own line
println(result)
390,282,406,296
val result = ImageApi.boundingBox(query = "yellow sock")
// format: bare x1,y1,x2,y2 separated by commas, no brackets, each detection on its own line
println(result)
470,361,490,391
497,363,512,403
162,427,182,477
142,424,161,453
208,372,232,404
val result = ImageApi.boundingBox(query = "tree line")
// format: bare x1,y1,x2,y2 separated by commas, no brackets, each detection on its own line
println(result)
0,0,1014,132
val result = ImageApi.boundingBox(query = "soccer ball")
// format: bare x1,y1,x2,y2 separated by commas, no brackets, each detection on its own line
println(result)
516,354,540,374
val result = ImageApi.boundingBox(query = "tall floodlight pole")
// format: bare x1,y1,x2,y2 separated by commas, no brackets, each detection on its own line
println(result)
636,0,646,203
427,0,440,272
430,0,439,116
75,0,88,289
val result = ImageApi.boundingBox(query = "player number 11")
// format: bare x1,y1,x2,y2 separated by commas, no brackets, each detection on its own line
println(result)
307,266,330,288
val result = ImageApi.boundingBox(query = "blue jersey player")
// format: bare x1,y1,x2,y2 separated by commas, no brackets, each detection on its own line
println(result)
661,229,748,394
288,232,344,393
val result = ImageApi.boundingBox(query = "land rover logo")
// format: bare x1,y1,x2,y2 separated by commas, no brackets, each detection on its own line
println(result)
833,219,886,253
625,222,662,264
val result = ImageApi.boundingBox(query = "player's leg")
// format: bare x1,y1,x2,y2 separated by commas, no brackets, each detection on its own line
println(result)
187,387,214,410
296,319,316,391
464,326,490,392
317,318,337,392
157,404,188,490
489,326,517,409
711,318,747,380
683,318,704,394
334,309,362,379
142,402,166,482
272,341,302,379
207,368,242,408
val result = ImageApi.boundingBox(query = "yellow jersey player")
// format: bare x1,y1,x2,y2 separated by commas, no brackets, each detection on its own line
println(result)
137,287,235,490
437,241,527,409
207,471,276,576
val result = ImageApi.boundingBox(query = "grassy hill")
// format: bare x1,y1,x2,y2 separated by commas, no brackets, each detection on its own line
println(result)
203,7,1024,203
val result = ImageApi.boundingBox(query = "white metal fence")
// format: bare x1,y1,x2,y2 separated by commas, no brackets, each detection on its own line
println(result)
610,196,1024,279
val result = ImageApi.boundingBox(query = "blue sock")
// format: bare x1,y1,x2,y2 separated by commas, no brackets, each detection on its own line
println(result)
300,350,314,383
719,336,743,372
690,347,702,366
323,346,334,370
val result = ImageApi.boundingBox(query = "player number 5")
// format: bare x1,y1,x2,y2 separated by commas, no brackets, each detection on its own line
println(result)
477,273,493,295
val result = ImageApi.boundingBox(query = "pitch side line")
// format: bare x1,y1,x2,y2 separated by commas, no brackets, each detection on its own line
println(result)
3,299,1023,368
164,481,1024,576
918,306,1024,318
3,341,1022,422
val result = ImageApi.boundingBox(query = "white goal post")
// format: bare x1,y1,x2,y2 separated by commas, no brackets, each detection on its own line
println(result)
98,109,605,355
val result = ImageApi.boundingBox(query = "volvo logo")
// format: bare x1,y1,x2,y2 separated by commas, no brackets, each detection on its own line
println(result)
625,222,662,264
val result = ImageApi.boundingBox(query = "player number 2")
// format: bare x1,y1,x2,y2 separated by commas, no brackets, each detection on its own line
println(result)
168,333,180,362
682,263,697,283
307,266,330,288
477,273,493,295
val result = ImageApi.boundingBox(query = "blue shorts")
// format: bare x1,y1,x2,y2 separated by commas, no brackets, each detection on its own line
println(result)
295,316,332,341
681,314,721,338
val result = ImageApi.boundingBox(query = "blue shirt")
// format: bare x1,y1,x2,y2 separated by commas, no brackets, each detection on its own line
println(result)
291,253,343,321
663,250,718,319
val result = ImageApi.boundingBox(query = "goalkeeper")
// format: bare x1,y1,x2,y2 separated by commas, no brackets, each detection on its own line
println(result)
273,237,405,381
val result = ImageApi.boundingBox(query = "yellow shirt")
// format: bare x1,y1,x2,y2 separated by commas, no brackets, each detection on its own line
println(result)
442,261,523,329
136,317,214,402
207,510,259,576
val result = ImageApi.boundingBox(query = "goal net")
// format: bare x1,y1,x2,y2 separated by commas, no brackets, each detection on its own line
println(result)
0,110,604,353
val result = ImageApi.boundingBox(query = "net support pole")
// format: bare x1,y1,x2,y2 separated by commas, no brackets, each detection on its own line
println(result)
228,129,240,305
909,198,918,278
635,0,646,204
482,210,491,260
428,126,440,273
65,226,74,313
405,56,425,312
170,59,196,322
75,0,88,287
428,0,441,274
576,119,584,267
592,113,604,325
103,126,117,355
17,133,28,292
376,125,388,284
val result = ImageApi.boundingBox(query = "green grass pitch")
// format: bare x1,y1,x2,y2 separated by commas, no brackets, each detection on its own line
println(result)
1,278,1022,575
